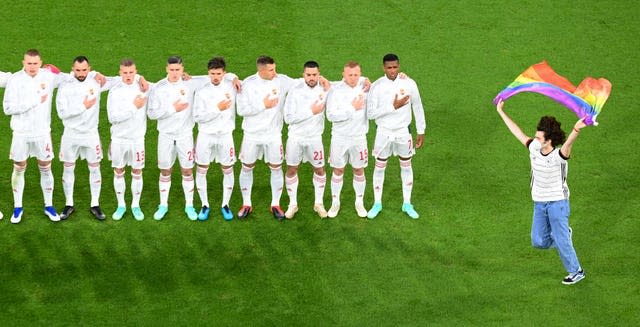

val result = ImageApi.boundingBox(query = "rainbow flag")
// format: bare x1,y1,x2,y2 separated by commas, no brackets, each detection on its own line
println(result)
493,61,611,125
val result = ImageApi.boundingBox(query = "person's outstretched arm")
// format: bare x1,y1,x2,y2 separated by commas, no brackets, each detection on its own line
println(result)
560,119,587,158
496,99,529,146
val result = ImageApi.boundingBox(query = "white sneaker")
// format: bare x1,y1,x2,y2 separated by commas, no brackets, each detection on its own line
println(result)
355,202,367,218
562,269,585,285
313,204,328,218
327,203,340,218
285,205,298,219
0,210,3,220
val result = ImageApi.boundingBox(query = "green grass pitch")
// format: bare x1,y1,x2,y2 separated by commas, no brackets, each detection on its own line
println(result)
0,1,638,325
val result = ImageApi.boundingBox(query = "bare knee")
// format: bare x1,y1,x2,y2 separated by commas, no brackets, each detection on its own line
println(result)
286,165,299,177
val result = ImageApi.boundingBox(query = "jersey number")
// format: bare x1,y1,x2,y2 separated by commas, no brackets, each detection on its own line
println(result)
359,149,368,161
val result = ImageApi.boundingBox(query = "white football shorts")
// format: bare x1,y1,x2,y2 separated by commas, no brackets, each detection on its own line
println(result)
195,132,236,166
285,135,325,168
329,135,368,169
157,133,195,169
59,132,103,163
10,134,55,162
109,138,145,169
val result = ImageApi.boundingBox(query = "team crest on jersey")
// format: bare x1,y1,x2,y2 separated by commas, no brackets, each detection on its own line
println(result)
180,89,186,96
225,93,231,99
40,83,46,90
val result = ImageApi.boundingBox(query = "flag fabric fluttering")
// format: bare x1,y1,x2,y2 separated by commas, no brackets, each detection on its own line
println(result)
493,61,611,125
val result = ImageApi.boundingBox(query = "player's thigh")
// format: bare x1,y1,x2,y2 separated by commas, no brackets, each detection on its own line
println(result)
59,134,80,162
130,140,146,170
157,134,177,169
212,134,236,167
78,134,104,163
10,135,29,162
32,134,55,161
264,138,283,165
195,133,214,166
329,139,348,169
391,134,415,158
175,135,195,169
239,138,260,164
347,139,368,169
109,141,128,169
372,132,393,159
285,138,304,166
304,138,325,168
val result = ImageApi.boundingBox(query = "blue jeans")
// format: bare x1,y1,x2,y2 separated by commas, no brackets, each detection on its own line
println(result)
531,200,581,274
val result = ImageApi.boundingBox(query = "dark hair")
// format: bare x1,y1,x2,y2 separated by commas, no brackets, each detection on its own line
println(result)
73,56,89,64
25,49,40,57
383,53,399,63
167,56,183,65
208,57,226,70
537,116,566,146
304,60,319,69
120,58,135,67
256,55,275,66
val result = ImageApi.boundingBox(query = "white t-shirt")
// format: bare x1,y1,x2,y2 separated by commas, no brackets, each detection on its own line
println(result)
528,139,570,202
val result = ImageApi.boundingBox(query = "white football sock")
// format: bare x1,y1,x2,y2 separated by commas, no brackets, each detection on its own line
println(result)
372,159,387,204
131,171,143,208
88,163,102,207
285,174,298,207
114,171,126,207
313,172,326,205
353,173,366,205
239,165,253,206
62,162,76,206
196,166,209,208
270,166,283,206
400,159,413,204
159,174,171,206
39,163,54,207
222,166,234,207
182,174,194,207
330,173,344,205
11,164,26,208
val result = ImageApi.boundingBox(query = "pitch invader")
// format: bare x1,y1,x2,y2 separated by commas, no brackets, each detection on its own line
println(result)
107,59,149,221
148,56,239,221
282,61,332,219
496,99,587,285
56,56,147,221
366,54,426,219
2,49,84,224
236,55,302,220
325,61,371,218
192,57,239,221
